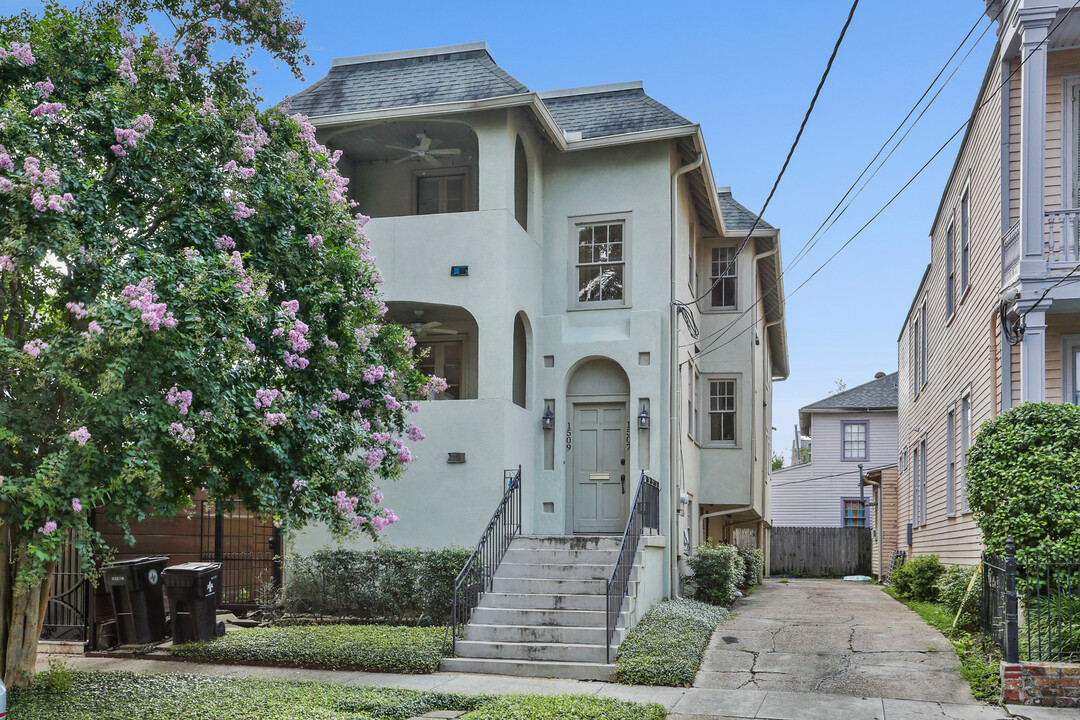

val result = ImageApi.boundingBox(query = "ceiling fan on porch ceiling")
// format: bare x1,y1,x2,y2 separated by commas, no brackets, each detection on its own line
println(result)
386,132,462,167
409,310,459,337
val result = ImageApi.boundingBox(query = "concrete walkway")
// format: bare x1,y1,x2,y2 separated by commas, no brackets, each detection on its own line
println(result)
40,654,1040,719
698,579,976,704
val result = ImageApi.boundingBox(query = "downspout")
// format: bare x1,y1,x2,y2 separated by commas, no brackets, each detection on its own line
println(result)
697,248,778,545
670,152,703,598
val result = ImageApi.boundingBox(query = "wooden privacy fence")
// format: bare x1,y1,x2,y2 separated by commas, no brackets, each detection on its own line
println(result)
770,526,871,577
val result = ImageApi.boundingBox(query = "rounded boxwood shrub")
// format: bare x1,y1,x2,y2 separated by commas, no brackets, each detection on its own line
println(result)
965,402,1080,561
890,554,945,602
738,547,764,589
685,543,744,607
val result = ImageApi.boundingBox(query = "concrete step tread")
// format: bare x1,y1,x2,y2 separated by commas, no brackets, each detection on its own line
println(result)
440,656,615,681
456,639,609,650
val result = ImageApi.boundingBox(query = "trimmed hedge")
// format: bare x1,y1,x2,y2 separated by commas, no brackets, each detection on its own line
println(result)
11,671,666,720
280,546,470,624
614,598,729,686
891,554,945,602
171,624,448,673
738,547,764,588
685,543,744,606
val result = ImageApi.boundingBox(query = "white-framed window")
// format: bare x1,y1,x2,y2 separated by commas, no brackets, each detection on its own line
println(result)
842,497,869,527
573,219,626,306
841,421,868,461
416,338,465,400
416,170,467,215
688,222,696,294
709,245,738,310
688,366,700,443
913,306,926,398
1064,335,1080,405
960,188,970,294
960,391,972,513
946,408,956,517
705,377,737,445
918,436,927,526
946,222,955,318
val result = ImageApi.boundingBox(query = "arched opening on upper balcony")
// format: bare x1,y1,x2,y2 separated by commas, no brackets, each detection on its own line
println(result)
512,311,531,408
386,301,479,400
514,135,529,231
323,120,479,219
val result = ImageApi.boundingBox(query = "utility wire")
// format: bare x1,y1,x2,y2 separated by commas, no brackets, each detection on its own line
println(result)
674,0,859,321
771,462,896,488
691,0,1080,363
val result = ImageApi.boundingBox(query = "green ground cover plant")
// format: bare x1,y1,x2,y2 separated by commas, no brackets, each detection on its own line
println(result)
883,587,1000,701
10,670,666,720
170,624,448,673
613,598,730,686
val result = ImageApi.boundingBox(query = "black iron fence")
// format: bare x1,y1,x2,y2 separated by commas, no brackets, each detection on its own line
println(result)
199,499,282,609
982,537,1080,663
605,471,660,663
449,466,522,652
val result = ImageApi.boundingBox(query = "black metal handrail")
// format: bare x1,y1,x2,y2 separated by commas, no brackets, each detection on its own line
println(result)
605,471,660,663
449,465,522,653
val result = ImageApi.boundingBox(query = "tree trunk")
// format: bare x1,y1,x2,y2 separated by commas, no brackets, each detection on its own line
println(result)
0,520,55,688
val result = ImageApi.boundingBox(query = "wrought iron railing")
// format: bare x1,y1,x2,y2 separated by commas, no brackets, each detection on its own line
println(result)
604,471,660,663
449,465,522,652
1001,219,1020,288
982,537,1080,663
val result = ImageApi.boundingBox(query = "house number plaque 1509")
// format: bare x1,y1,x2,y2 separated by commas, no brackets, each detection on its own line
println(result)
565,422,572,451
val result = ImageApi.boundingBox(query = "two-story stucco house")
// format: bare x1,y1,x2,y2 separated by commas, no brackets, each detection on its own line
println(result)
285,42,788,678
771,372,898,529
898,1,1080,566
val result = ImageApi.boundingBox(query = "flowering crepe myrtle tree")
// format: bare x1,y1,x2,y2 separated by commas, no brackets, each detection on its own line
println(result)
0,2,444,687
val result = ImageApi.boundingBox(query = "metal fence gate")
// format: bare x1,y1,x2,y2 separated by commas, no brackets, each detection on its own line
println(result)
199,500,282,609
40,532,93,645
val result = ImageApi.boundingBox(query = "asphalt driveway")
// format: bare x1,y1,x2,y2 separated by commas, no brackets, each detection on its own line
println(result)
696,579,976,704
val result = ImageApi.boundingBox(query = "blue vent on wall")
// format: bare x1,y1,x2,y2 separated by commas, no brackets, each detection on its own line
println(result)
451,266,469,277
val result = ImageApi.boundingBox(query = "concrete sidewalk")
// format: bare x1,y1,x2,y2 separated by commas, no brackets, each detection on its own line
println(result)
42,654,1064,719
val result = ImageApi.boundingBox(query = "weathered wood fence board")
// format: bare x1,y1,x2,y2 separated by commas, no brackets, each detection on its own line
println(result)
770,526,871,577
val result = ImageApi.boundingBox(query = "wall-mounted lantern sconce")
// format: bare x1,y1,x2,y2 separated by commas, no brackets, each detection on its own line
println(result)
541,405,555,431
637,405,650,430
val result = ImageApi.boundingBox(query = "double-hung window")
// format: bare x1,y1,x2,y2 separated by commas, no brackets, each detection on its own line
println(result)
575,221,625,305
707,378,737,444
709,246,737,310
841,421,868,461
946,409,956,517
960,189,970,294
960,393,971,512
946,223,955,318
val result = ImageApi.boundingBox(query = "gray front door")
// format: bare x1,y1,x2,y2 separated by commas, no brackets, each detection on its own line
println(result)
572,403,627,533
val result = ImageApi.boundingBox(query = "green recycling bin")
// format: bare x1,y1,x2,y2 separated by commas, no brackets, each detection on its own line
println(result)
101,556,169,645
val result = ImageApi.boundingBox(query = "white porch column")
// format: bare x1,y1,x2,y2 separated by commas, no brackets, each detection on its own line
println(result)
1018,7,1056,277
1021,308,1047,402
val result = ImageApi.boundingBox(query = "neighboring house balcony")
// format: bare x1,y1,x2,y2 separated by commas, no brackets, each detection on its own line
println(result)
1001,211,1080,290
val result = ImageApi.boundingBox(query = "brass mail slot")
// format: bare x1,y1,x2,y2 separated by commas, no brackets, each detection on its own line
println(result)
589,473,609,481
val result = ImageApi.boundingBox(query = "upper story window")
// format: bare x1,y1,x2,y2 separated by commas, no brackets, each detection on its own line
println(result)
514,137,528,231
575,221,625,305
417,171,467,215
709,246,737,310
960,189,970,294
841,421,868,461
416,339,464,400
912,303,927,397
707,378,737,445
946,222,955,318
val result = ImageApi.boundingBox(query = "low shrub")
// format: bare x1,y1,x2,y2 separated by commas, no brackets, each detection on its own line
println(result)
171,624,448,673
9,672,666,720
685,542,744,607
280,546,470,624
614,598,730,686
936,565,981,629
890,554,944,602
738,547,764,589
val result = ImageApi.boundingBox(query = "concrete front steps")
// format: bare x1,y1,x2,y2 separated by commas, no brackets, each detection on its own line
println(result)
441,535,640,681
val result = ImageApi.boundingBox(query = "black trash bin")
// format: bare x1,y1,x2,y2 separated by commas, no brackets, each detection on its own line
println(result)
163,562,226,644
100,556,169,645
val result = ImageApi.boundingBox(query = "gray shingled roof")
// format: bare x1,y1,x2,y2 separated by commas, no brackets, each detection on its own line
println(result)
802,373,899,413
718,191,773,231
540,88,692,140
289,48,529,118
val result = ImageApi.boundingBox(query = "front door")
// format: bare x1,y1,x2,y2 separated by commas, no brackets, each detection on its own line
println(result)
572,403,627,533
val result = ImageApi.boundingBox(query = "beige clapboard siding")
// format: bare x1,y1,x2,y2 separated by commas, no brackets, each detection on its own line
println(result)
897,55,1006,567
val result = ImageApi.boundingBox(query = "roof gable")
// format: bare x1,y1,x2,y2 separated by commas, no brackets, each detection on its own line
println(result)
717,189,773,231
799,372,899,435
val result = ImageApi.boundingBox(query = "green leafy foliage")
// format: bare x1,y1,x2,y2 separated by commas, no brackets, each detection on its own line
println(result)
737,547,764,589
935,565,981,630
685,542,744,606
613,598,729,686
890,554,945,602
965,402,1080,561
10,671,665,719
1022,594,1080,662
278,547,470,624
170,624,447,673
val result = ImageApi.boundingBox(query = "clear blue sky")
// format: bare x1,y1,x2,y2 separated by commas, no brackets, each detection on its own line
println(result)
4,0,997,461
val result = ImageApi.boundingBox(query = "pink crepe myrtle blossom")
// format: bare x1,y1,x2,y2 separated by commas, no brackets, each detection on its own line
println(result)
322,335,338,350
362,365,386,384
69,426,91,445
358,419,371,431
37,520,57,535
280,299,299,318
215,236,235,250
230,200,255,220
372,432,391,444
168,422,195,444
410,404,420,413
0,178,12,193
397,446,413,464
404,334,417,351
306,234,322,249
364,448,386,469
182,247,200,258
227,251,244,273
284,352,309,369
370,490,384,505
242,336,256,353
292,478,308,490
122,278,177,331
407,424,426,442
0,146,12,171
44,193,74,213
24,157,60,188
255,388,282,409
30,102,65,119
83,321,103,339
355,213,371,228
1,255,16,272
421,376,448,397
264,412,287,427
334,491,359,515
331,388,350,403
2,42,36,66
110,144,127,157
166,386,193,415
354,325,377,351
152,45,179,80
23,338,48,357
71,497,82,513
35,78,54,99
65,301,87,319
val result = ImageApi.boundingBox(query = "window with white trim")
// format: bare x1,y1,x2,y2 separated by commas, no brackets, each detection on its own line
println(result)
842,498,869,527
575,221,625,305
960,189,970,293
707,378,737,444
960,392,971,513
946,409,956,517
709,245,737,310
946,222,955,318
841,421,868,461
